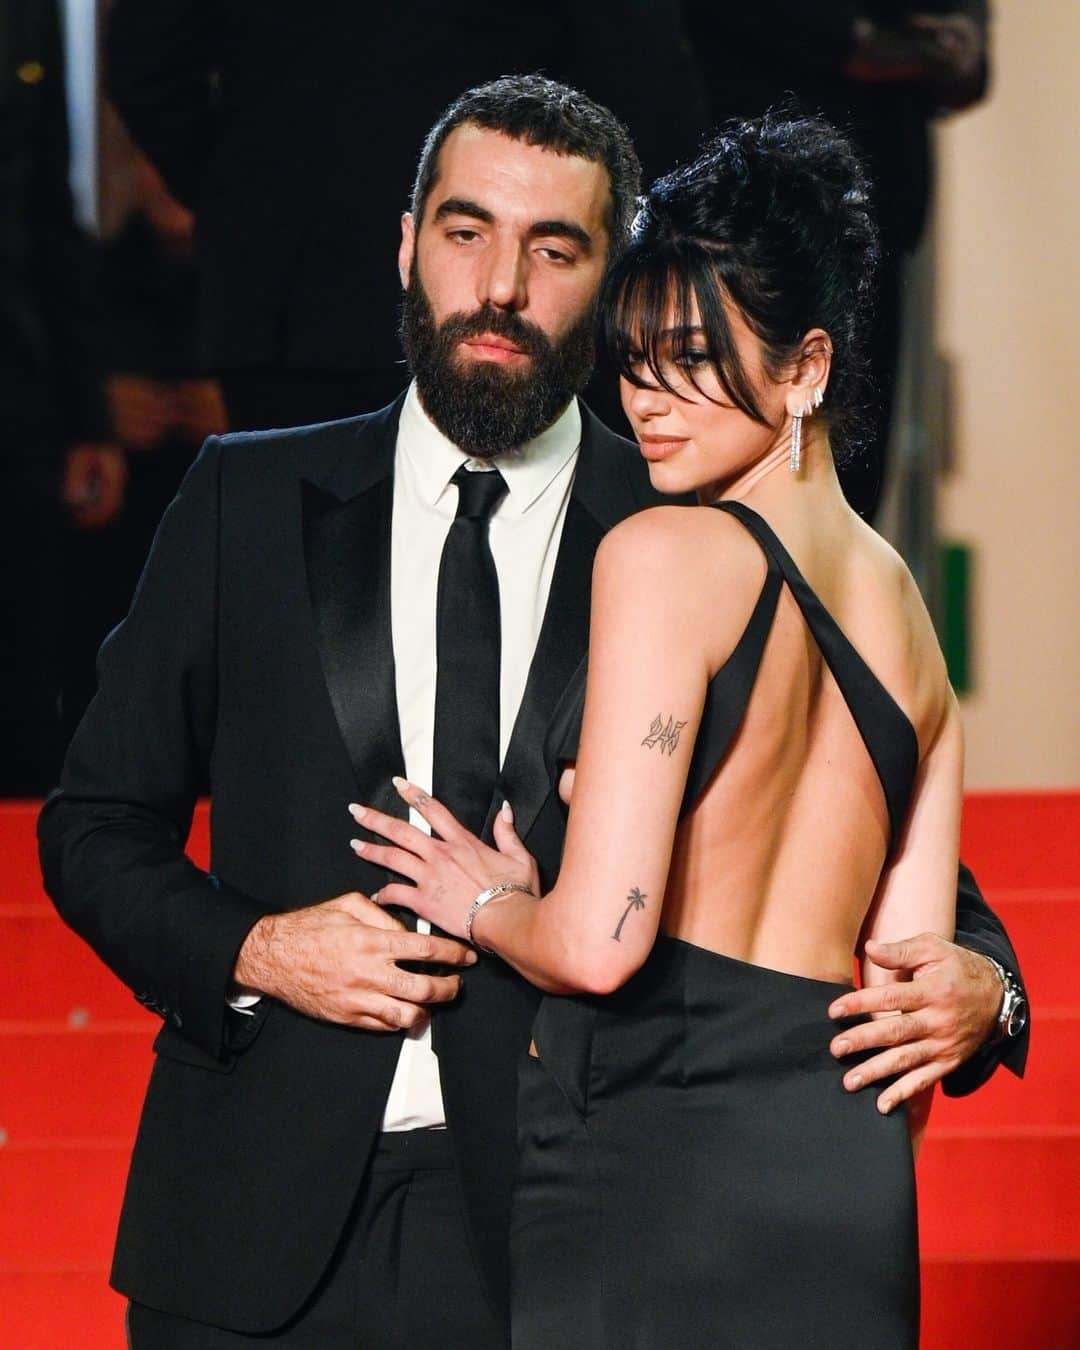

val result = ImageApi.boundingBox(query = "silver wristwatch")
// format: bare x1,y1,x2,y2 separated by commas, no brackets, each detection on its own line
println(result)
985,957,1028,1042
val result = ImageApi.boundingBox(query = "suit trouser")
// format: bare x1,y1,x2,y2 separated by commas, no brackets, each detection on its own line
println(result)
127,1130,506,1350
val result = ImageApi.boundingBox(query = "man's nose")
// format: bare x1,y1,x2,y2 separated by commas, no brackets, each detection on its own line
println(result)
478,237,528,311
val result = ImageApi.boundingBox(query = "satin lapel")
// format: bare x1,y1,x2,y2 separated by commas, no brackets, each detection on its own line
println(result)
301,416,407,820
494,502,604,846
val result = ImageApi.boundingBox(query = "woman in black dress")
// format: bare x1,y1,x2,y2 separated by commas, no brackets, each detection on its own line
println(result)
354,114,961,1348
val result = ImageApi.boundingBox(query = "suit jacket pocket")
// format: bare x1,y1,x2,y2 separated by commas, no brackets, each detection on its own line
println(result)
152,1020,237,1073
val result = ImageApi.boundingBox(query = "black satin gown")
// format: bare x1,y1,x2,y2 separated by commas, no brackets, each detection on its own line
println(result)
512,502,922,1349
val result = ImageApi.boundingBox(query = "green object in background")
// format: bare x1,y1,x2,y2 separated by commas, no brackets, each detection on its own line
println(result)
940,542,972,694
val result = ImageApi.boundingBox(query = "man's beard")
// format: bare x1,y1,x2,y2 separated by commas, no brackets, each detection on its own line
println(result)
399,266,596,458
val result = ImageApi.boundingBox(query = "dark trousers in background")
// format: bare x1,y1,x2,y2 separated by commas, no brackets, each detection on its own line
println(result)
0,456,64,796
127,1130,506,1350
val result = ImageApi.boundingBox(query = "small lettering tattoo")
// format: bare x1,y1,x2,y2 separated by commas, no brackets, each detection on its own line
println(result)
612,887,647,942
642,714,687,756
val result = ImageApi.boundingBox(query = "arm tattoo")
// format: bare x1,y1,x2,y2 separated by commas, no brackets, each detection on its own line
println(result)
642,714,687,756
612,887,647,942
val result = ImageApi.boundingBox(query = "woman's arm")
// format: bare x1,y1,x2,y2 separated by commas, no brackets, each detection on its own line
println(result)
857,687,964,1150
358,508,764,993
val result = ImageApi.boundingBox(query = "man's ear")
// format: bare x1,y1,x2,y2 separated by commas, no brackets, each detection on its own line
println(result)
783,327,833,418
398,213,415,290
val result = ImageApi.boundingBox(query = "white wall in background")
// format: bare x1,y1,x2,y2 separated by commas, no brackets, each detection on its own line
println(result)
936,0,1080,787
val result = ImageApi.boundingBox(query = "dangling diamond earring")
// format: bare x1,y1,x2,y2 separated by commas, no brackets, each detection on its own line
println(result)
790,389,824,474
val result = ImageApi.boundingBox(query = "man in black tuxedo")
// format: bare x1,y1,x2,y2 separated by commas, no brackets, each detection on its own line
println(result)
40,76,1026,1349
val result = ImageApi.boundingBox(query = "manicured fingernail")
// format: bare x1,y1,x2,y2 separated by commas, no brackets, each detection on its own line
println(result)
349,838,366,854
829,1001,847,1018
501,799,514,824
877,1098,892,1115
465,950,479,964
834,1039,851,1057
846,1073,863,1091
348,803,366,821
392,775,409,793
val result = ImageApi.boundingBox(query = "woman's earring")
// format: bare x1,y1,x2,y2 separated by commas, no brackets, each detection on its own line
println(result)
790,389,823,473
789,411,803,473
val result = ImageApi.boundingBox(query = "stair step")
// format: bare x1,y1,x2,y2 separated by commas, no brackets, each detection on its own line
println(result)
961,791,1080,887
0,1025,153,1142
921,1257,1080,1349
0,1268,126,1350
0,910,147,1020
0,804,48,906
988,891,1079,1004
932,1009,1080,1128
0,1144,129,1264
918,1129,1080,1256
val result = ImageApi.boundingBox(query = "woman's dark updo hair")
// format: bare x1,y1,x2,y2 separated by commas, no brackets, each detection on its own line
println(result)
601,111,880,462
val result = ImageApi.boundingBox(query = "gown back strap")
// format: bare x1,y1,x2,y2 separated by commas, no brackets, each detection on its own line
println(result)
709,500,919,851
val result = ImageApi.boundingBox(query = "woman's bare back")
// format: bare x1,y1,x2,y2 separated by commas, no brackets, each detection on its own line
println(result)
658,500,950,985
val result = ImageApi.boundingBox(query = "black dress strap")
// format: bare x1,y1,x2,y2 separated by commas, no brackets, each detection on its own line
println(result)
712,501,919,851
679,558,782,815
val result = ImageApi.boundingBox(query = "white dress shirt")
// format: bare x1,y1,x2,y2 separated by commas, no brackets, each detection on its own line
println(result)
380,383,581,1129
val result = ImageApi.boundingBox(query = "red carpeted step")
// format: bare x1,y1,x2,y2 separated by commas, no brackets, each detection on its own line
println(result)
932,1010,1079,1128
0,1143,129,1265
921,1256,1080,1349
960,791,1080,887
918,1129,1080,1257
0,803,50,905
0,1025,154,1141
0,907,148,1021
0,1268,126,1350
985,891,1079,1005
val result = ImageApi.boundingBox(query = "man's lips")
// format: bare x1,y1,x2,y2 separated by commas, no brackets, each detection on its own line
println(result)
461,334,529,363
638,434,689,462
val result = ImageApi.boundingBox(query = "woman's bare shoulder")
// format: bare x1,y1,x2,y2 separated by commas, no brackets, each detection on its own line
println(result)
594,505,770,668
849,514,951,745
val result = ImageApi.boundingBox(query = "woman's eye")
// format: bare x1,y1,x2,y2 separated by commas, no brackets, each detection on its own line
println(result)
675,349,711,369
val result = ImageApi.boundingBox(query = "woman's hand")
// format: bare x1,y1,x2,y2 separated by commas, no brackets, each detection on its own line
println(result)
347,777,541,942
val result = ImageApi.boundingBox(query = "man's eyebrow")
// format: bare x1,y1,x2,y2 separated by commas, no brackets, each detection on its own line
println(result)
431,199,594,252
528,220,593,251
432,197,495,225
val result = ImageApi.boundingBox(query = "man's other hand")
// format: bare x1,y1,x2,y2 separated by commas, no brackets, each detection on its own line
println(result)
232,892,477,1032
63,444,128,528
827,933,1003,1114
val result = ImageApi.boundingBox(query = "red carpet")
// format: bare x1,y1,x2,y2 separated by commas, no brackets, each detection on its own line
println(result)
2,793,1077,1347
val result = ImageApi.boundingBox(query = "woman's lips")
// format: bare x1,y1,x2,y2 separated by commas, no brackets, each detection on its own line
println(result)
638,435,689,462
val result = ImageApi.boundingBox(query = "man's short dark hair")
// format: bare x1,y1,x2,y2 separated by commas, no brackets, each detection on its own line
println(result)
411,74,641,253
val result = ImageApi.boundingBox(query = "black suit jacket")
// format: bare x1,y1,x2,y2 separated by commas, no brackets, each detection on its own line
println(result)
38,394,1026,1333
38,395,656,1331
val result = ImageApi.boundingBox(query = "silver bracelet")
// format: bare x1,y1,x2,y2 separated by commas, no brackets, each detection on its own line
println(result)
465,882,535,952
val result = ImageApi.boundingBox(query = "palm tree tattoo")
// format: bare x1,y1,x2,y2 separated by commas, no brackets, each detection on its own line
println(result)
612,887,647,941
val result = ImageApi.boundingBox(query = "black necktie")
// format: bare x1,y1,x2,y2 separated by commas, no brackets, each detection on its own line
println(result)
432,464,508,837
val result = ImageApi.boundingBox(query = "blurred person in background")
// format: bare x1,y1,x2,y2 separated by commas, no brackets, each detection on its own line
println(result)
682,1,991,519
0,0,122,795
103,0,708,436
61,139,228,741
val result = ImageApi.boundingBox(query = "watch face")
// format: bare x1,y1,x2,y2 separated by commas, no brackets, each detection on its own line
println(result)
1006,999,1028,1038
